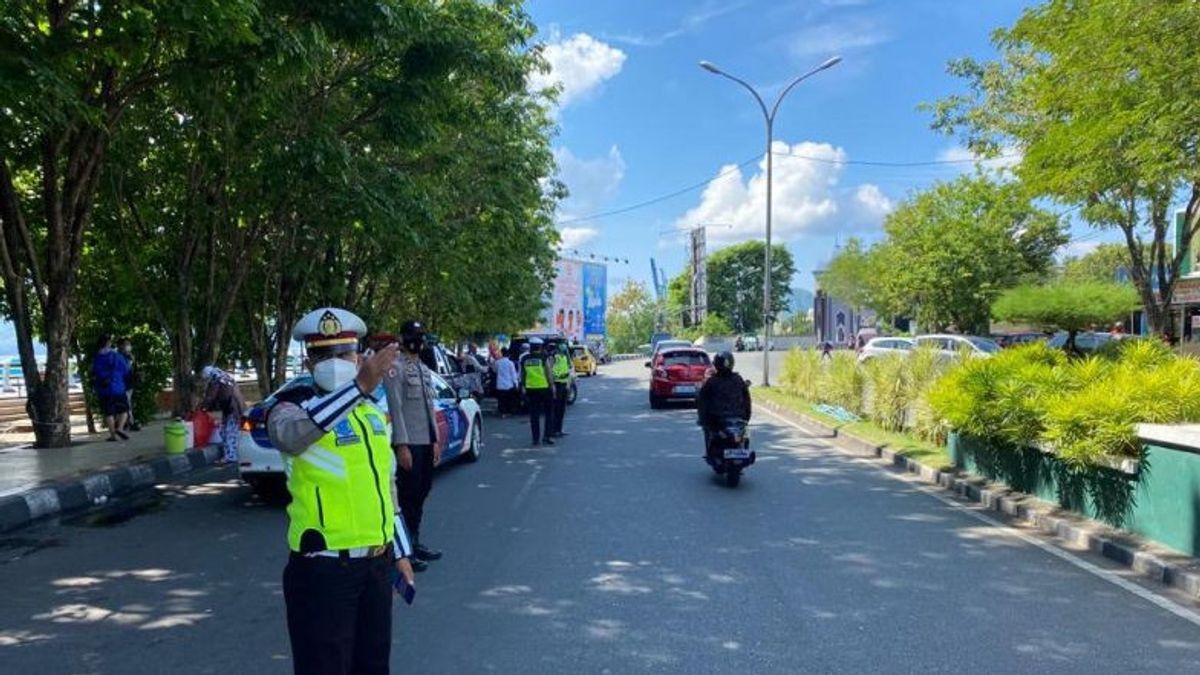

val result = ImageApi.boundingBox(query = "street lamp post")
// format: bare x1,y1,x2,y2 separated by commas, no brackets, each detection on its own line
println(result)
700,56,841,386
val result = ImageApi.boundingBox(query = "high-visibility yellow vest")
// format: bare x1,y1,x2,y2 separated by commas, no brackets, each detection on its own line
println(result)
523,356,550,390
553,353,571,383
286,403,394,552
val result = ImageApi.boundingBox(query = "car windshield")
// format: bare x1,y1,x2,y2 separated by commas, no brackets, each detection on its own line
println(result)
662,351,709,366
967,337,1001,353
571,347,586,358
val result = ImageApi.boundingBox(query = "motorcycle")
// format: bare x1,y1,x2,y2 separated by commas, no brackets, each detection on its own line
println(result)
705,417,755,487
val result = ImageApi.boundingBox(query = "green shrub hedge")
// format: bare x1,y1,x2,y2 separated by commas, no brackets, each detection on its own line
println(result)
930,339,1200,465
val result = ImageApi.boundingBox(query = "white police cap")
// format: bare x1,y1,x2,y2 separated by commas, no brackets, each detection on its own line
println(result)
292,307,367,353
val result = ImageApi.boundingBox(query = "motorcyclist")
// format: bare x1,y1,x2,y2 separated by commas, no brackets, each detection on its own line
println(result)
696,351,751,462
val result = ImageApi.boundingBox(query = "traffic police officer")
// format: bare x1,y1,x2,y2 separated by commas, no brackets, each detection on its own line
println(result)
550,341,572,438
268,307,415,675
520,337,556,446
383,320,443,573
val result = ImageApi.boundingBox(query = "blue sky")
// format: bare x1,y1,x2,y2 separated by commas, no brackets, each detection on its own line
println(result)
527,0,1106,294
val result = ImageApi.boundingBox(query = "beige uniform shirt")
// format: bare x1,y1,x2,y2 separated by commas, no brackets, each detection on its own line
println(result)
383,352,440,447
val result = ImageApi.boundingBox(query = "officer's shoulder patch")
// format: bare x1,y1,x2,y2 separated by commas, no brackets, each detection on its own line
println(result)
364,412,387,436
332,419,360,446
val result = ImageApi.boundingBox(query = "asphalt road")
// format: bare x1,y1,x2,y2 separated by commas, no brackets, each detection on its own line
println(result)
3,359,1200,674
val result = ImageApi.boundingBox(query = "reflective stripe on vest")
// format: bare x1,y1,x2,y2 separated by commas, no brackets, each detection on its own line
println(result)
286,403,394,552
523,357,550,389
553,354,571,383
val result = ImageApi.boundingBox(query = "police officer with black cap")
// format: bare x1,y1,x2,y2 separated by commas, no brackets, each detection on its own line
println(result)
267,307,415,675
383,320,444,572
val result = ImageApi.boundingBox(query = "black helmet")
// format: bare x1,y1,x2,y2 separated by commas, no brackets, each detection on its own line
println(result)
714,351,734,374
400,320,426,352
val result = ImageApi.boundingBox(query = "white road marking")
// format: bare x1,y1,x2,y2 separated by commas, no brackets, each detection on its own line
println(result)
512,462,543,510
756,404,1200,628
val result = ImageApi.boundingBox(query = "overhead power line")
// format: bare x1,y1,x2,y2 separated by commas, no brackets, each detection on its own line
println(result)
553,150,1022,227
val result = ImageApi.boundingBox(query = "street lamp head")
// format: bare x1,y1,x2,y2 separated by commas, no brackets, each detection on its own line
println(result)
819,55,843,71
699,60,722,75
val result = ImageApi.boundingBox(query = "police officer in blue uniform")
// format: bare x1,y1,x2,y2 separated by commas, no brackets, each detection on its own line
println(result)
268,307,415,675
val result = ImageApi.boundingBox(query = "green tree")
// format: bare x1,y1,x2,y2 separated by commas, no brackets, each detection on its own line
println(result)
930,0,1200,335
706,241,794,333
818,238,875,313
870,175,1065,334
606,281,658,353
0,0,258,446
993,282,1140,354
1062,243,1134,284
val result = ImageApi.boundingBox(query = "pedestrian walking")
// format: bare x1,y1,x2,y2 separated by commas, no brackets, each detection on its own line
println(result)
493,347,519,418
550,341,572,438
117,338,142,431
520,337,556,447
201,365,246,465
266,307,415,675
92,334,130,442
383,320,444,573
821,341,833,360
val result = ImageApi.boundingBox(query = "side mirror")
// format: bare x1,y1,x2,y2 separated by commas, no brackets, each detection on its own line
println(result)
743,378,753,387
644,361,652,368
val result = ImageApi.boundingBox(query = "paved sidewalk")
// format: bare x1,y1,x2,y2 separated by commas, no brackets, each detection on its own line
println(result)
0,420,183,498
0,420,223,532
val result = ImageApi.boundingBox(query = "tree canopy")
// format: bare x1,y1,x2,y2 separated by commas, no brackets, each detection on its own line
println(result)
0,0,562,441
930,0,1200,335
705,241,794,334
993,282,1140,352
852,175,1064,334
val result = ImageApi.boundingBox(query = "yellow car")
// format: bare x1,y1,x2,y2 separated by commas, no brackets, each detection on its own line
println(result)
571,345,598,377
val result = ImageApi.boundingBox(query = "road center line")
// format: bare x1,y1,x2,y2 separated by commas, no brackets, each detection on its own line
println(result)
512,462,543,511
755,404,1200,628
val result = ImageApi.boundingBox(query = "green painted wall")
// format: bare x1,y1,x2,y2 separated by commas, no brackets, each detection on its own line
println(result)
950,433,1200,557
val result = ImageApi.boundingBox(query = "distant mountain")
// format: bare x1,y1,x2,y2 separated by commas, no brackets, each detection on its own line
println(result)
789,287,815,315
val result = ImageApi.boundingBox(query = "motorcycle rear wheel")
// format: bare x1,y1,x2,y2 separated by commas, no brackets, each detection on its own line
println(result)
724,465,741,487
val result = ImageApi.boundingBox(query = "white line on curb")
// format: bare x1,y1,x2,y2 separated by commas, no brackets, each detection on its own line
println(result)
756,404,1200,628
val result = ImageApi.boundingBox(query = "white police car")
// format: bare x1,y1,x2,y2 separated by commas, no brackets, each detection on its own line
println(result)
238,372,483,499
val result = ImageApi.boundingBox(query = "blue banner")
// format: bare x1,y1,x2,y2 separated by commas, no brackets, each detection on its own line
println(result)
582,263,607,337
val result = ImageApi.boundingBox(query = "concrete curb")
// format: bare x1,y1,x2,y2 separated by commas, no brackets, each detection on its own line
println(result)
0,445,222,533
756,397,1200,600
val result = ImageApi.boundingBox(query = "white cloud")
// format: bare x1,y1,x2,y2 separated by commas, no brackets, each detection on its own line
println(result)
607,1,750,47
675,141,892,245
1060,240,1101,259
854,183,894,219
937,144,1024,173
554,145,626,217
787,16,890,59
529,33,626,109
559,227,600,249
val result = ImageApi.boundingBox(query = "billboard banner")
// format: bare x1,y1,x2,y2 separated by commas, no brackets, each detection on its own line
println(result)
551,259,585,341
582,262,607,338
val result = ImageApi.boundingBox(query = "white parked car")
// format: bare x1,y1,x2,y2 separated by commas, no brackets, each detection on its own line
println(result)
238,372,483,499
913,334,1001,360
857,337,915,362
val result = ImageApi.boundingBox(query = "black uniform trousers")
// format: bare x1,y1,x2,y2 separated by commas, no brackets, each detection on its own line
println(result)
397,444,434,547
526,388,552,443
551,382,569,434
283,552,393,675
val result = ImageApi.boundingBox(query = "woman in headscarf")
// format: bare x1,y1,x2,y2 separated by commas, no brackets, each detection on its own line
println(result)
201,366,245,465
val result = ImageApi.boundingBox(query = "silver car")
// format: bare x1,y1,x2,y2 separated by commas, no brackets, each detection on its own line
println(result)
913,334,1000,360
857,337,915,363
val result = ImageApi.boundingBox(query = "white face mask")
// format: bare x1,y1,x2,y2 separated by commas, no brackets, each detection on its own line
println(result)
312,357,358,392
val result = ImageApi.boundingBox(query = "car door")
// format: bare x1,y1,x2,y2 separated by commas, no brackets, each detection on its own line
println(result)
429,373,468,461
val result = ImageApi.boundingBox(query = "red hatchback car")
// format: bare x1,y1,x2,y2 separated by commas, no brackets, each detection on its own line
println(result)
646,348,712,409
